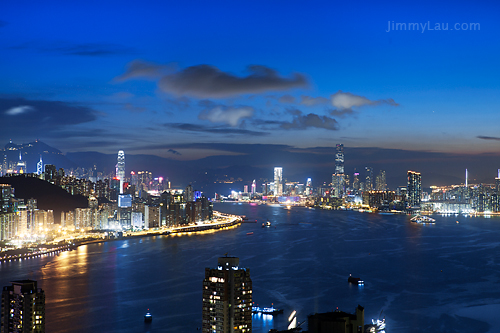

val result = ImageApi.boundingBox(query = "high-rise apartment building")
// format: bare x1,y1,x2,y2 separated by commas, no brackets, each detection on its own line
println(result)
407,170,422,208
1,280,45,333
202,256,252,333
274,167,283,196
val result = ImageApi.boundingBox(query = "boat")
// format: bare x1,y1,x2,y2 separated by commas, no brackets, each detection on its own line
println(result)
144,310,152,322
348,274,364,285
410,215,436,224
246,232,254,235
252,305,283,315
262,221,271,227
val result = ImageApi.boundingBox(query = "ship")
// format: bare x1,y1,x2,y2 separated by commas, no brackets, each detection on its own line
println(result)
348,274,364,285
144,310,152,322
410,215,436,224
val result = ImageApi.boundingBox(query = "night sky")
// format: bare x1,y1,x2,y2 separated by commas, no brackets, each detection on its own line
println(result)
1,1,500,182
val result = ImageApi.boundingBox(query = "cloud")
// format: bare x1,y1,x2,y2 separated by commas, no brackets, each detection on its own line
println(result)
329,108,356,118
280,111,339,130
300,95,330,106
165,123,269,136
5,105,35,115
11,42,134,57
115,60,171,81
0,97,97,139
124,103,147,113
167,149,182,156
330,90,399,109
199,106,254,127
477,136,500,141
279,95,296,104
117,61,308,98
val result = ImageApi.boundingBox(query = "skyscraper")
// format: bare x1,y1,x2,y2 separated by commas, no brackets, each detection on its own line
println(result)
202,256,252,333
335,144,344,174
36,156,43,176
1,280,45,333
375,170,386,191
116,150,125,194
407,170,422,208
365,166,373,191
332,144,345,198
274,167,283,196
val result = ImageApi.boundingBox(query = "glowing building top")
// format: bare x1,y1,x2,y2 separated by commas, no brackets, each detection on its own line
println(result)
116,150,125,180
274,167,283,196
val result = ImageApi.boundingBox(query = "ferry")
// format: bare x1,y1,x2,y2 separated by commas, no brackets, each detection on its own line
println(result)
144,310,152,322
262,221,271,227
410,215,436,224
348,274,364,285
252,305,283,315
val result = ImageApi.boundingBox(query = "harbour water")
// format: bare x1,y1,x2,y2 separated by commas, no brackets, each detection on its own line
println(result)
2,203,500,332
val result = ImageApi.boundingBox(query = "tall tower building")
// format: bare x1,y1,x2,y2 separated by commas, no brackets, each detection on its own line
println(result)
1,280,45,333
274,167,283,196
331,144,345,198
375,170,387,191
202,256,252,333
36,156,43,176
334,144,344,174
116,150,125,194
407,171,422,208
365,166,373,191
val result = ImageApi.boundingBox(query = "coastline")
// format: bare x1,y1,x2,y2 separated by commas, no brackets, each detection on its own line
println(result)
0,212,242,263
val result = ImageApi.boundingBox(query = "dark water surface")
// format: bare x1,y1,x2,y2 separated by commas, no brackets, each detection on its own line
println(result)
2,203,500,332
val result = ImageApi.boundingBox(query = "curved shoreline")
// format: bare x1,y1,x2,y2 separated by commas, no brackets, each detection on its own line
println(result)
0,212,242,262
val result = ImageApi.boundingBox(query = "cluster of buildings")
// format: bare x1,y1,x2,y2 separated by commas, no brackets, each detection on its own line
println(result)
233,144,500,215
0,150,213,243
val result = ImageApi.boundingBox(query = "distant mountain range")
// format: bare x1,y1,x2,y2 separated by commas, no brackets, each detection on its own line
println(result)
3,140,499,195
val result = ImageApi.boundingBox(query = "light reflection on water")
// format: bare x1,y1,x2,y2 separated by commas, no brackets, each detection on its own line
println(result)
1,204,500,332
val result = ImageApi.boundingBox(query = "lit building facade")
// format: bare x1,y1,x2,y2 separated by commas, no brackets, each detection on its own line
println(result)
407,170,422,208
274,167,283,196
202,256,252,333
1,280,45,333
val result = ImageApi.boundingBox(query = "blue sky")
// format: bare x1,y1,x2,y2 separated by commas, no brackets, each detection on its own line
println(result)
1,0,500,173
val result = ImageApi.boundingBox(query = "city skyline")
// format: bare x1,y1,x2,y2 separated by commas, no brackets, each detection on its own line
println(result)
1,1,500,184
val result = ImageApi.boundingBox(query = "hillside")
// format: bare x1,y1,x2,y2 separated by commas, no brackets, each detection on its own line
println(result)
0,175,88,224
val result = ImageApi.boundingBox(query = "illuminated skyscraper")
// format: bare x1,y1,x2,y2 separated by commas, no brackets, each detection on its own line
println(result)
407,171,421,208
365,166,373,191
36,156,43,175
116,150,125,194
335,144,344,174
332,144,345,198
274,167,283,196
251,180,256,194
375,170,386,191
1,280,45,333
202,256,252,333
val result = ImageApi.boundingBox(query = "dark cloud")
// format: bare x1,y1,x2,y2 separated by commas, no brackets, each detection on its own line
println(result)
11,42,134,57
477,136,500,141
167,149,182,156
115,60,171,81
0,97,97,139
280,111,339,130
300,95,330,106
279,95,296,104
329,108,356,118
165,123,269,136
117,61,308,98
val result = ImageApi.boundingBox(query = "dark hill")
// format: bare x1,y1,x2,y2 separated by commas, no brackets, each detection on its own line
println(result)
0,175,88,224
